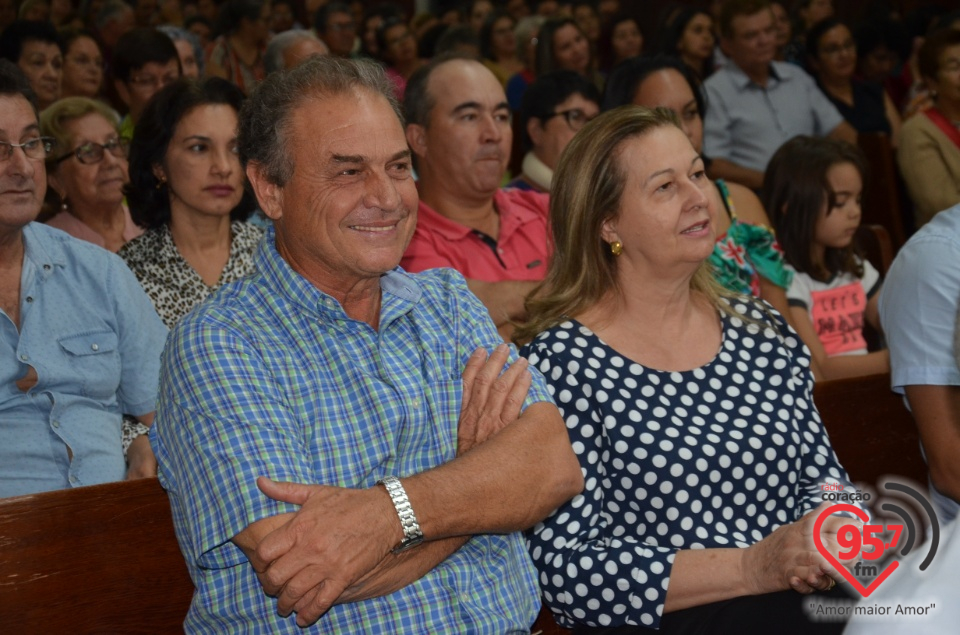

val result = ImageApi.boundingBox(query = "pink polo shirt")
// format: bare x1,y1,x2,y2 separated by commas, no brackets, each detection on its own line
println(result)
401,189,550,282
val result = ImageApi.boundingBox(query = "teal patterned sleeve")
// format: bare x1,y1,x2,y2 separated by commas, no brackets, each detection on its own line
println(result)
737,222,794,289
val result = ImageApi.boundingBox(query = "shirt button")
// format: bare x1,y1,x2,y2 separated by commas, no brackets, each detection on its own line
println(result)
52,420,60,428
25,296,33,303
43,264,51,271
19,353,27,361
91,343,99,351
69,475,78,483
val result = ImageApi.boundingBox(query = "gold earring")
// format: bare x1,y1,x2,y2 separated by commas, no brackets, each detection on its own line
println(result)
610,240,622,256
156,175,166,190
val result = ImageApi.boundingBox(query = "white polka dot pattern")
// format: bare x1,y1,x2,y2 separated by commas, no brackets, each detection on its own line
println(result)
521,297,854,630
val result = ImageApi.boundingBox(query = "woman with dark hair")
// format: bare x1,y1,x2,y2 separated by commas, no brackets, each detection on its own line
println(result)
806,17,900,145
658,7,715,78
479,10,523,87
375,17,424,100
597,12,642,73
603,55,801,352
58,27,103,98
0,19,62,109
206,0,270,94
535,16,602,90
897,27,960,227
119,77,263,328
515,106,855,634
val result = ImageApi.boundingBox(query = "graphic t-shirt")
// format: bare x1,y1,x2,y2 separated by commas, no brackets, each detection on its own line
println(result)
786,258,881,356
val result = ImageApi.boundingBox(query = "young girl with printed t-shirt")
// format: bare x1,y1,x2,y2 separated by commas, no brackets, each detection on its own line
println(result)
764,136,890,380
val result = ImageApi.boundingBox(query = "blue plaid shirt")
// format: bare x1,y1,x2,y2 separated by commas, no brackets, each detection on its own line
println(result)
152,227,548,634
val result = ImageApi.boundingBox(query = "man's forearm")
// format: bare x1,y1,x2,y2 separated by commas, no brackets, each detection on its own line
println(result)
402,402,583,539
707,158,765,191
466,279,539,327
336,536,470,604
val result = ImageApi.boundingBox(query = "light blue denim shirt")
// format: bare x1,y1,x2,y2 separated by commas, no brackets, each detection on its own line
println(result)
0,223,167,497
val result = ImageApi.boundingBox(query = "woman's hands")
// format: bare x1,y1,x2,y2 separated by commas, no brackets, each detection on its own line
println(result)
739,502,858,594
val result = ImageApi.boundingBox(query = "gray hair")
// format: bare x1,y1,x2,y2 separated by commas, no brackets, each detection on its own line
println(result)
264,29,320,75
157,25,205,76
239,55,401,187
515,15,545,52
94,0,132,30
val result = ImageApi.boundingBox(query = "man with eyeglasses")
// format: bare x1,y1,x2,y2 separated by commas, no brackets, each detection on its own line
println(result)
402,56,551,340
509,69,600,192
702,0,856,190
0,61,167,498
314,2,357,59
112,28,181,141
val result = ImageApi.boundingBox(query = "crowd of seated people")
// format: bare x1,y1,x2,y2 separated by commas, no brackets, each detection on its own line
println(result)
3,0,960,632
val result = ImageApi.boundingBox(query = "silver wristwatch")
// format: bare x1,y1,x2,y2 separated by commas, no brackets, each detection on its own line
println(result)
378,476,424,553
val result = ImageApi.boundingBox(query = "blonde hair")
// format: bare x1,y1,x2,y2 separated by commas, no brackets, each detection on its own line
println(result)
513,105,731,345
40,97,120,164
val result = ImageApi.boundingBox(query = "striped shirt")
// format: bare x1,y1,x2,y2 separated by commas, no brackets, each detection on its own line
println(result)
151,227,547,634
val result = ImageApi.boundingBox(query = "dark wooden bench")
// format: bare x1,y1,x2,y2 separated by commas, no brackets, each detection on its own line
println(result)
813,372,927,488
0,478,193,634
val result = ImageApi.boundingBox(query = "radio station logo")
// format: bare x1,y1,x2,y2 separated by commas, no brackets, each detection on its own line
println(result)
813,480,940,598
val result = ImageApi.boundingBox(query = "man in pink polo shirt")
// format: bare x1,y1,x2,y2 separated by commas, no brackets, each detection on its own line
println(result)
401,55,549,339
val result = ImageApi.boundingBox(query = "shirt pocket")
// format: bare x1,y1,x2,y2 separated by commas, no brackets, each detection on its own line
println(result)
58,330,121,400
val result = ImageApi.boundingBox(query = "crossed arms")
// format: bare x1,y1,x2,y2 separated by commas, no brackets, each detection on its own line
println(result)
231,345,583,626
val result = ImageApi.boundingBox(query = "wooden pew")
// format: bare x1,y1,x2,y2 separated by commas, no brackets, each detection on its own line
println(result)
812,372,927,488
0,478,193,634
857,132,909,249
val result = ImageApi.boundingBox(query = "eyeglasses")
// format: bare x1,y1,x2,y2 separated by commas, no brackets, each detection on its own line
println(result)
820,40,855,57
543,108,597,132
328,20,355,32
55,137,129,165
0,137,56,162
128,72,179,91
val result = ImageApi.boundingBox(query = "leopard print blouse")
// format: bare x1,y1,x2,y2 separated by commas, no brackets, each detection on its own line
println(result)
118,220,264,329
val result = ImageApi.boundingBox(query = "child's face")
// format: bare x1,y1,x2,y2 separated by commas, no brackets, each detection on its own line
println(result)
815,161,862,250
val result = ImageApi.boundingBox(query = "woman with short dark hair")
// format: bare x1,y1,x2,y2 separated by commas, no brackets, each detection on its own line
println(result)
896,27,960,226
119,77,262,328
0,19,62,109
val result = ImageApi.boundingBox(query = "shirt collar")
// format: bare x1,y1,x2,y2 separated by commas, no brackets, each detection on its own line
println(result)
417,189,542,242
727,60,788,89
23,223,67,280
255,225,422,325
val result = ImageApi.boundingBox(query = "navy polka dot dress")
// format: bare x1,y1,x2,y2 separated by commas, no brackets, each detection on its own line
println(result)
521,297,854,630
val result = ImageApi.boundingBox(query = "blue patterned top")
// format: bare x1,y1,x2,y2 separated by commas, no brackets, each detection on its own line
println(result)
151,227,548,634
522,297,854,629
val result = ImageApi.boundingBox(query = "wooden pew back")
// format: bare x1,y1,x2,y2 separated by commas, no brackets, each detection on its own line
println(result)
812,372,927,488
0,478,193,634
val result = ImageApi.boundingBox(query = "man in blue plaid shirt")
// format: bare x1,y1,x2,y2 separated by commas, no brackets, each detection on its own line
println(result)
150,56,582,633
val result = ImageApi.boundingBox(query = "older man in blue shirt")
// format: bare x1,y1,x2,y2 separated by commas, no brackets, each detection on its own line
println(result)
151,56,582,633
703,0,857,190
0,61,167,498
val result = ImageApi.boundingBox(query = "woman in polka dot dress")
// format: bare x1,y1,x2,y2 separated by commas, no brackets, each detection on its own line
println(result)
514,107,858,634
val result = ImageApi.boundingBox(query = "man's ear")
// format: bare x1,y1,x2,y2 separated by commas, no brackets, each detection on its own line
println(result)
718,35,731,59
246,162,283,220
406,123,427,160
527,117,545,148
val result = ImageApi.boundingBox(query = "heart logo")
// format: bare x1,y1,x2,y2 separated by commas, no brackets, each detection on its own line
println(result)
812,503,900,597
